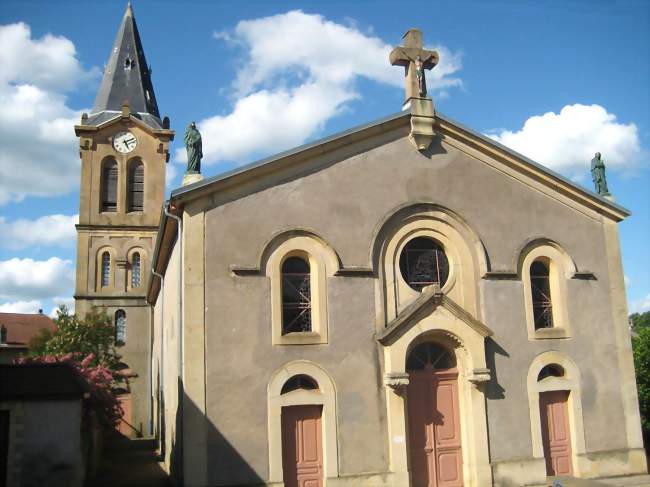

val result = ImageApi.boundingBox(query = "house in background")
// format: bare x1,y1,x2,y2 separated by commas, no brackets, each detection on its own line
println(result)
0,312,56,364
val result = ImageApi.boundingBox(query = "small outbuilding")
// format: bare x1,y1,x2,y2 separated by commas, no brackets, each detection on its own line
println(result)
0,363,92,487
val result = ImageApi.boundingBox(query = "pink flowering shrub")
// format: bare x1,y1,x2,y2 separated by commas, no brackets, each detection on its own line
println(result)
17,353,123,427
20,306,126,428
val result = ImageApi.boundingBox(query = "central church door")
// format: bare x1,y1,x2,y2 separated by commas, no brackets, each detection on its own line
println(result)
281,405,323,487
407,342,463,487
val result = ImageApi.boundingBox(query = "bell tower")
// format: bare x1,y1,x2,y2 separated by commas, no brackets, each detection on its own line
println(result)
74,2,174,436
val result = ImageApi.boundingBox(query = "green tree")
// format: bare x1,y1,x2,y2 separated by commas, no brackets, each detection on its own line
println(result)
37,306,120,368
632,325,650,433
22,306,124,427
28,327,54,356
631,311,650,332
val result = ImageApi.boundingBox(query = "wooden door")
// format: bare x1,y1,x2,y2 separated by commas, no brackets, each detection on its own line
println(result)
408,370,463,487
116,393,133,437
539,390,573,476
281,405,323,487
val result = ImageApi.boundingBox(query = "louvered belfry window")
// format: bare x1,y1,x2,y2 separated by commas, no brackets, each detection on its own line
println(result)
281,256,312,334
101,252,111,287
531,260,554,329
128,162,144,212
131,252,141,288
101,160,118,212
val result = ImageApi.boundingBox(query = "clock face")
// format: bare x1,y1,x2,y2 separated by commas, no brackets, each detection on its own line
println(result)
113,131,137,153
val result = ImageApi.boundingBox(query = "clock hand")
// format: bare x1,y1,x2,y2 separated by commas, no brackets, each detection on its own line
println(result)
123,141,129,149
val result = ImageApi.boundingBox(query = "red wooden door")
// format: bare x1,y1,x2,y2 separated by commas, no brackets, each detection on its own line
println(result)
539,390,573,476
408,370,463,487
281,405,323,487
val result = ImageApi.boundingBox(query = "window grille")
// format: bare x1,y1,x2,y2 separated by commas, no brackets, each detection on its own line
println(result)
531,260,554,329
101,161,118,212
115,309,126,345
101,252,111,287
281,375,319,394
281,256,312,334
406,342,456,371
131,252,141,288
128,162,144,212
399,237,450,291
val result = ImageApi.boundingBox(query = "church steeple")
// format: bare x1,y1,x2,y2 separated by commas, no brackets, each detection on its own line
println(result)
91,2,160,122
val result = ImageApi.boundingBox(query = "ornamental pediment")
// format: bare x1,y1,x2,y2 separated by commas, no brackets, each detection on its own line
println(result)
376,284,493,346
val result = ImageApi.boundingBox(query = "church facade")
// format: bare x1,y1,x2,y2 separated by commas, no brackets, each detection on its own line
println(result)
147,88,647,487
75,5,647,487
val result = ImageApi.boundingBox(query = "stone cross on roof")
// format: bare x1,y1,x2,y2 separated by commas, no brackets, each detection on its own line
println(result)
390,29,439,101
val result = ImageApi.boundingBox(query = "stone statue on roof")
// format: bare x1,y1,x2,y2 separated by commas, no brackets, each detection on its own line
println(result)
591,152,610,196
184,122,202,174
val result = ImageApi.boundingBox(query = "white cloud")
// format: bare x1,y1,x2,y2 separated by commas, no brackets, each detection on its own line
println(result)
0,214,78,249
0,257,75,301
0,300,43,314
488,104,641,178
630,294,650,315
0,23,97,205
178,11,462,167
50,296,75,317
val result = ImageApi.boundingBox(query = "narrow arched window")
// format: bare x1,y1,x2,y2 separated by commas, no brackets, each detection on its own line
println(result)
281,256,311,334
128,161,144,212
115,309,126,345
131,252,141,288
101,251,111,287
531,260,553,329
101,160,118,212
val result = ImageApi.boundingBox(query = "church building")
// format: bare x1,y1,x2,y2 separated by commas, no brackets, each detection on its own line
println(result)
75,5,647,487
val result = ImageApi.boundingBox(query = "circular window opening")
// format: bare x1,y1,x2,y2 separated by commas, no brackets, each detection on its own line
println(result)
399,237,450,291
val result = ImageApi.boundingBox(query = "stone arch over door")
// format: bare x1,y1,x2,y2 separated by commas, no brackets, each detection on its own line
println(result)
267,360,338,484
380,309,493,487
527,351,586,478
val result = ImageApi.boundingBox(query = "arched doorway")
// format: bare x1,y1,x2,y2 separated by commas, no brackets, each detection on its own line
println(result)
407,342,463,487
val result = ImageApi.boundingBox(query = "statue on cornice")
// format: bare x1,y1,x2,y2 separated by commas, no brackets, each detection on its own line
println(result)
184,122,202,174
591,152,610,196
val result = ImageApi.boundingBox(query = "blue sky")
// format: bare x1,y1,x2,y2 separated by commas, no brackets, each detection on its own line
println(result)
0,0,648,316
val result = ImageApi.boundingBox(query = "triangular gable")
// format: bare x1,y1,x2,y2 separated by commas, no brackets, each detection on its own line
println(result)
168,110,629,222
376,285,493,346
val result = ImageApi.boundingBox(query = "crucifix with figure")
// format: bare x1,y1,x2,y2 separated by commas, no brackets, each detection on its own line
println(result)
390,28,438,151
390,29,439,102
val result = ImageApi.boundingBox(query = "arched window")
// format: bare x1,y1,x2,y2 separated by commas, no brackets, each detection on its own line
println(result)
101,160,118,212
281,375,319,394
406,342,456,371
101,251,111,287
131,252,141,288
399,237,450,291
128,161,144,212
115,310,126,345
531,259,553,329
538,364,565,381
281,256,311,334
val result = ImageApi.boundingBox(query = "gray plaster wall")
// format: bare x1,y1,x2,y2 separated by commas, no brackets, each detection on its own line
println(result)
20,400,85,487
200,128,628,482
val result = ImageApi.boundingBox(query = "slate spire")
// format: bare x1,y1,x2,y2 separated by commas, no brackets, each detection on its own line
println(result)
92,2,160,119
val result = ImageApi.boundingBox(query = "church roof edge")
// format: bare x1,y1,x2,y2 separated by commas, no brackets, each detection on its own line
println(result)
168,110,630,220
435,112,630,218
